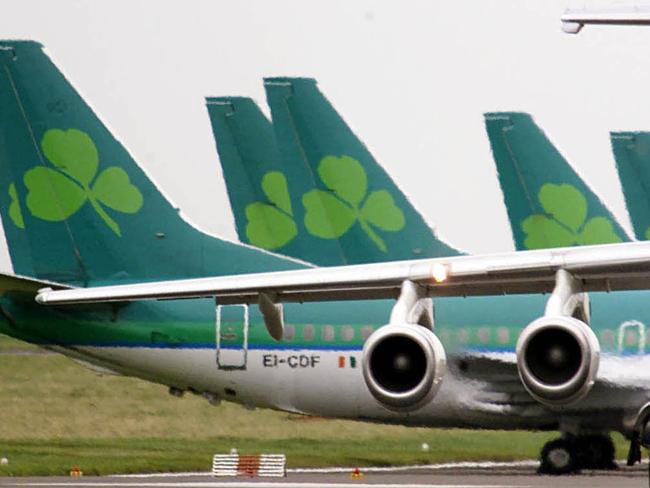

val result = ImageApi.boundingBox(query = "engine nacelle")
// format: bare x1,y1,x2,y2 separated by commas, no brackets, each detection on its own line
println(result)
362,323,446,411
516,316,600,406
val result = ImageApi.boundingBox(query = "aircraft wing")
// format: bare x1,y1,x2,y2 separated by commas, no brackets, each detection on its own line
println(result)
562,7,650,33
35,241,650,305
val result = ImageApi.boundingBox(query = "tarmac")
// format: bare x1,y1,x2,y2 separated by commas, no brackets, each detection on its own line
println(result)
2,463,649,488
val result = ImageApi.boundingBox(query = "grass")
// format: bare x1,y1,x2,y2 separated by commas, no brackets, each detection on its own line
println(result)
0,434,563,476
0,333,39,352
0,336,630,475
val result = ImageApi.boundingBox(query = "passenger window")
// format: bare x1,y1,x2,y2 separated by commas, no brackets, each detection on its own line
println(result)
497,327,509,345
625,329,638,347
361,326,374,341
457,328,469,344
284,324,295,341
322,325,335,342
302,324,315,341
342,326,354,342
477,327,490,344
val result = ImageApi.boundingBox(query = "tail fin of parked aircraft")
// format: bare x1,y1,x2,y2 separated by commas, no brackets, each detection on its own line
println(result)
0,41,301,285
484,112,628,250
611,132,650,240
260,77,461,263
205,96,347,266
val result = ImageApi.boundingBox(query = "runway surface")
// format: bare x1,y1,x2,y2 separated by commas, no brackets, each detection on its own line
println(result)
2,463,649,488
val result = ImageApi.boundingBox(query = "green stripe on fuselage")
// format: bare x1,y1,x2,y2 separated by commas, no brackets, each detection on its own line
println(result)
3,290,649,357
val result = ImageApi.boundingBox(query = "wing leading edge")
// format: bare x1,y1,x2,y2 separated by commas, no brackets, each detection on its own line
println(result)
35,241,650,306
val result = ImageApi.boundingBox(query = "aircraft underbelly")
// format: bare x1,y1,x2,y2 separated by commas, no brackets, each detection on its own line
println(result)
67,345,649,434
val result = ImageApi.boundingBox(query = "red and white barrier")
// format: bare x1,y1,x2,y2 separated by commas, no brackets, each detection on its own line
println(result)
212,453,286,477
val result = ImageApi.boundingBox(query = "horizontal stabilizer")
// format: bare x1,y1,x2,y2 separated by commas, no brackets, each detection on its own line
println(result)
0,272,68,295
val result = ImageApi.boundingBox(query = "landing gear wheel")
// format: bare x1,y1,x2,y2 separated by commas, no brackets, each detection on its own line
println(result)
539,438,579,475
575,434,617,470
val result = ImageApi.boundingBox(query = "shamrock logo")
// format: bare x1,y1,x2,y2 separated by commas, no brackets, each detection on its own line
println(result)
8,183,25,229
24,129,143,236
302,155,405,252
245,171,298,249
522,183,622,249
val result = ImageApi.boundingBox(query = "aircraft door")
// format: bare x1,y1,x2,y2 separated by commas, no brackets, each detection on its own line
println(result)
216,304,249,370
617,320,646,355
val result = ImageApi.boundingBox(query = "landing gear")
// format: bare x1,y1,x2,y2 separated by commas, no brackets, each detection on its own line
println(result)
626,403,650,487
575,434,617,470
539,434,617,474
539,438,578,475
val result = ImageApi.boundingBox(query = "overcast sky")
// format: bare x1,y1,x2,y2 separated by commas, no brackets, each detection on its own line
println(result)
2,0,650,269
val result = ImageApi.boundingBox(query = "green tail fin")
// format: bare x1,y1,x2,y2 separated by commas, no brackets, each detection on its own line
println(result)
0,41,300,284
484,112,628,250
260,77,461,263
611,132,650,240
205,96,347,265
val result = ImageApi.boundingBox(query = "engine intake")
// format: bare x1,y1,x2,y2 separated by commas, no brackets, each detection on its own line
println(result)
362,323,446,411
516,316,599,406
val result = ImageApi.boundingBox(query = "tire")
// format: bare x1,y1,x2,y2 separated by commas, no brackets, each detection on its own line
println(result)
539,438,579,475
575,434,617,470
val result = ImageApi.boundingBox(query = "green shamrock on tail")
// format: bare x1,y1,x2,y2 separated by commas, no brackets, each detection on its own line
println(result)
245,171,297,250
303,155,405,252
8,183,25,229
24,129,143,236
522,183,621,249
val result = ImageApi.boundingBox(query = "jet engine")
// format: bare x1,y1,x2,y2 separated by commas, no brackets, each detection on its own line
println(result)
362,323,446,411
516,316,600,406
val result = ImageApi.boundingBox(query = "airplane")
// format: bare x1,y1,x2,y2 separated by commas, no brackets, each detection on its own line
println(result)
484,112,630,250
3,40,650,477
610,132,650,241
204,82,650,472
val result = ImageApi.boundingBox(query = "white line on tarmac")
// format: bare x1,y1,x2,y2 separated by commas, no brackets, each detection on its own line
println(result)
288,460,540,473
7,483,533,488
109,457,648,478
111,473,212,478
109,459,540,478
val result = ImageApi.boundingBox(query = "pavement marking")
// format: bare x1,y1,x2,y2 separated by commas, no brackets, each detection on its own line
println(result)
7,483,533,488
111,473,212,478
109,460,540,478
109,457,648,478
288,460,540,473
